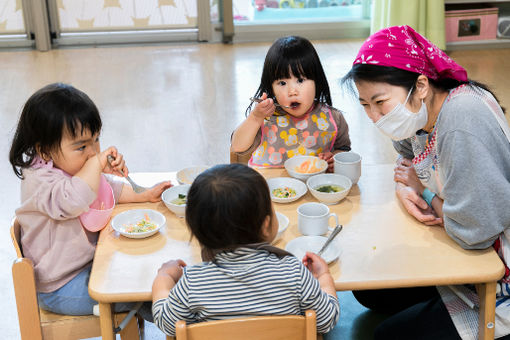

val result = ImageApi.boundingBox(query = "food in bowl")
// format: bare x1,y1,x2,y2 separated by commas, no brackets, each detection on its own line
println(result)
295,158,322,174
272,187,296,199
284,156,328,182
170,194,187,205
162,184,191,217
122,214,158,234
315,185,344,193
306,173,352,205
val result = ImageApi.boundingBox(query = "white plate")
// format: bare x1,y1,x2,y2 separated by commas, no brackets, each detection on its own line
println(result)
274,211,289,242
176,166,209,185
111,209,165,239
267,177,307,203
285,236,341,264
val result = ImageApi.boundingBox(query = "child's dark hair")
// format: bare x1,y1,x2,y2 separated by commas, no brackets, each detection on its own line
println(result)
185,164,273,253
342,64,506,113
9,83,102,178
247,36,332,115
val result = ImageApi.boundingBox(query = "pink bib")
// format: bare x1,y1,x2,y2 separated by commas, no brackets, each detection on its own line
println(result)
79,174,115,232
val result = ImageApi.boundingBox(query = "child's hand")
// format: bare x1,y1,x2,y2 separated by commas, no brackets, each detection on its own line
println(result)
319,152,335,173
153,259,187,302
99,147,128,177
302,251,330,279
142,181,173,202
157,259,187,282
251,92,275,121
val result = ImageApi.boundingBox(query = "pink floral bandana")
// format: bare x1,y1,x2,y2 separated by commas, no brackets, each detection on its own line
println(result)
353,25,467,82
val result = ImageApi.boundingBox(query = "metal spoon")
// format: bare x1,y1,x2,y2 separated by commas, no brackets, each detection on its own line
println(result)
249,97,294,109
106,155,147,194
317,225,343,257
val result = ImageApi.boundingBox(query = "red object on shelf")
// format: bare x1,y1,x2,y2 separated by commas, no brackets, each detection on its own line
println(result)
445,7,498,42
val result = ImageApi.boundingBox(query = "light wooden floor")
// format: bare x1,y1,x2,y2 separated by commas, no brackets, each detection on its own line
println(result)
2,40,510,340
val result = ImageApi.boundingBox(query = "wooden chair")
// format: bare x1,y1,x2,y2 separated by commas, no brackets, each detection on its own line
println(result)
168,310,317,340
10,219,141,340
230,149,251,165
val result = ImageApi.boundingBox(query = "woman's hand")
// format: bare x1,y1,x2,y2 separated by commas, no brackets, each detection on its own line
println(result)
302,252,330,279
395,182,442,226
394,158,424,195
250,92,275,121
318,152,335,173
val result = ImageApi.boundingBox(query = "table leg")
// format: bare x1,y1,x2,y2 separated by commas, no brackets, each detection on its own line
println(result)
99,302,115,340
477,282,497,340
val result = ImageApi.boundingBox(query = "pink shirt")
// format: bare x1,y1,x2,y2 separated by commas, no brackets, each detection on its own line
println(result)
16,157,124,293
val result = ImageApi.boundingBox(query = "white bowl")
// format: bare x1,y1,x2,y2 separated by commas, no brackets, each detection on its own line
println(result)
162,184,191,217
176,166,209,185
306,174,352,205
284,156,328,182
111,209,165,239
267,177,307,203
274,211,289,242
285,235,341,264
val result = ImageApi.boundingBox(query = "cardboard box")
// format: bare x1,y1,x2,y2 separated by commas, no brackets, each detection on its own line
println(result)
445,7,498,42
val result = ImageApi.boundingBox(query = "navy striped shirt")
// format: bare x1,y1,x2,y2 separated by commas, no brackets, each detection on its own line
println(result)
153,246,340,336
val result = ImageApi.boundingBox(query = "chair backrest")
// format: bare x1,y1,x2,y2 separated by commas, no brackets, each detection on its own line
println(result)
174,310,317,340
10,219,140,340
11,219,45,340
229,150,251,165
11,219,23,257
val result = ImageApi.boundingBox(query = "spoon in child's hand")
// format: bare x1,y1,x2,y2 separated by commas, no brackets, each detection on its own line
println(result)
249,97,294,109
106,155,147,194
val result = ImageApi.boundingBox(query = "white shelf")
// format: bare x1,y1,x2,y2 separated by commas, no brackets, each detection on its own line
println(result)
444,0,510,50
445,0,510,3
446,38,510,50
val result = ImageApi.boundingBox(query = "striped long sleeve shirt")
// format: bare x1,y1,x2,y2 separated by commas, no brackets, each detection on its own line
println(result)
153,246,340,336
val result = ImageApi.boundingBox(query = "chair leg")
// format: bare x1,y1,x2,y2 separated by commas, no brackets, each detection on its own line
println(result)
137,314,145,340
116,313,140,340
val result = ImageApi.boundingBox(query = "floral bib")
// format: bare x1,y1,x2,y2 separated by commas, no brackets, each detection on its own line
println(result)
249,104,338,167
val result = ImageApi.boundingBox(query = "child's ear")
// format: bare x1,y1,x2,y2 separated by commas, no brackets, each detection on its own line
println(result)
35,144,50,161
260,215,272,241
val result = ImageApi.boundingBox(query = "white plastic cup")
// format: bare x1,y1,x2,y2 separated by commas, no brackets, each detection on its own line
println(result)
334,151,362,185
297,202,339,236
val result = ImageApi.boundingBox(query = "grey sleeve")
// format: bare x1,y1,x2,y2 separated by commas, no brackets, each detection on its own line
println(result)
439,128,510,249
331,108,351,151
392,139,415,159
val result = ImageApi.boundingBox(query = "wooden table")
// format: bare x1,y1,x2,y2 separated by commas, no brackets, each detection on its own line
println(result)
89,166,505,340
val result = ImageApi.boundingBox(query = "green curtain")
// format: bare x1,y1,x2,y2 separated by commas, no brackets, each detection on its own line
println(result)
371,0,446,50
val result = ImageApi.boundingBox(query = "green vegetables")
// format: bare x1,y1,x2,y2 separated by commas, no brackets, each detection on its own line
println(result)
171,194,187,205
315,185,344,193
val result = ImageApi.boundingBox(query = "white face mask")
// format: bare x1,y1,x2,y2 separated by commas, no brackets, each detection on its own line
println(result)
374,87,428,141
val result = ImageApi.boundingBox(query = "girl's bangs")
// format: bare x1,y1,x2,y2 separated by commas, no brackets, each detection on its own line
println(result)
64,108,101,138
273,58,310,81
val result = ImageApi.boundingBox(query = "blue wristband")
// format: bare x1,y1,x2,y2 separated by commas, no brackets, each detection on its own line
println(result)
422,188,436,206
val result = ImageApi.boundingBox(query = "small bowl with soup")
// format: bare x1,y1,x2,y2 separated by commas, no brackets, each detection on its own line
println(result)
306,174,352,205
162,184,191,217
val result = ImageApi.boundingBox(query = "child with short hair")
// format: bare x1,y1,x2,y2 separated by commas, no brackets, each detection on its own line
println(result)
152,164,339,336
9,83,171,317
231,36,351,171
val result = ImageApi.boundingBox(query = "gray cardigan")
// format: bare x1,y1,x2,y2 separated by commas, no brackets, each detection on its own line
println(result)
394,86,510,250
